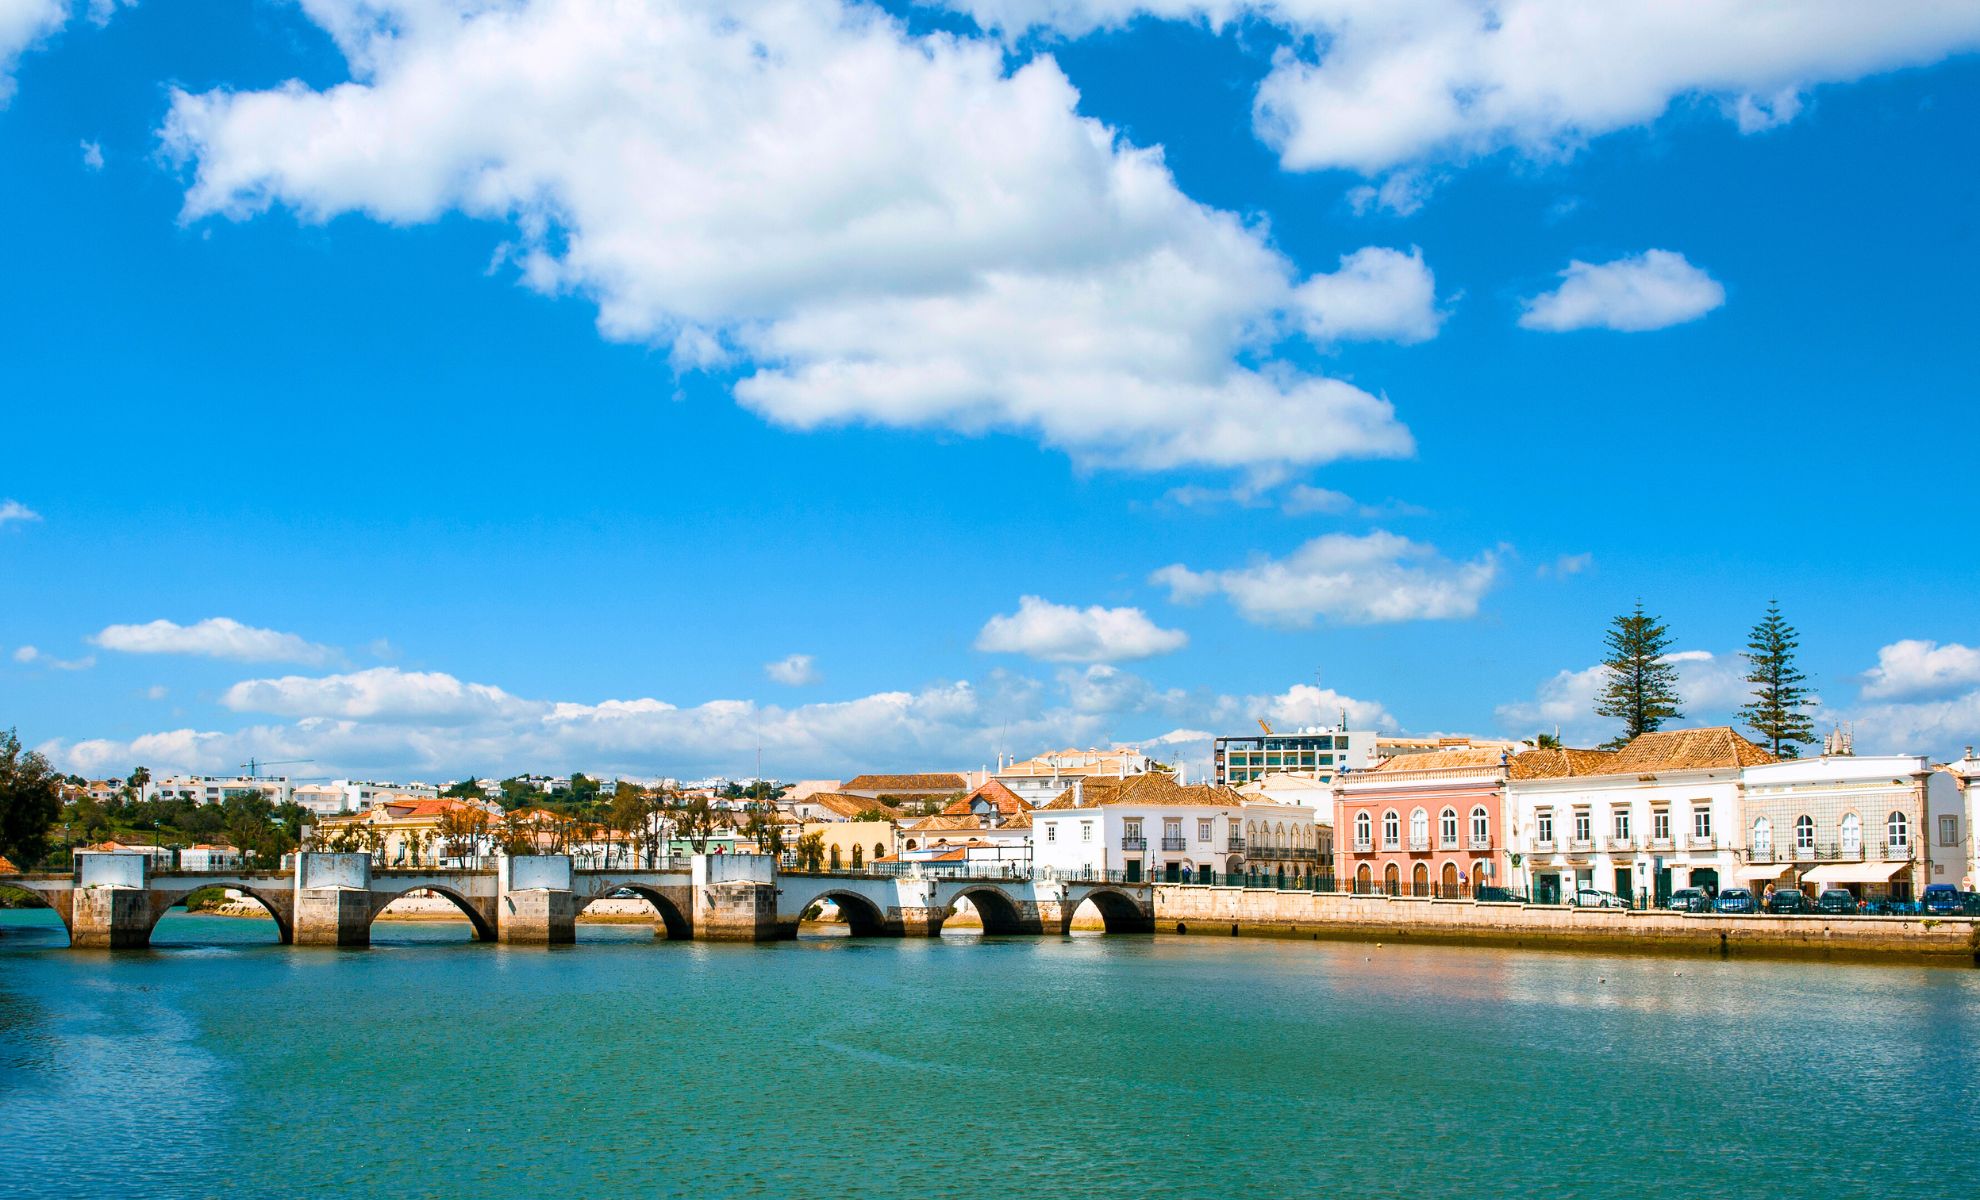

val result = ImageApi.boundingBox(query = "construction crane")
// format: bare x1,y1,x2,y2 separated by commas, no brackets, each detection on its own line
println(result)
1256,719,1274,735
240,758,314,778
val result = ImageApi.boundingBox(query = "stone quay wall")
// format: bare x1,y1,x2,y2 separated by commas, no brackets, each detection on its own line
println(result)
1154,884,1980,965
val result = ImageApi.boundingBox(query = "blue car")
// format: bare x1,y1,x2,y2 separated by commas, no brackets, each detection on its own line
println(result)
1713,888,1757,914
1922,884,1963,915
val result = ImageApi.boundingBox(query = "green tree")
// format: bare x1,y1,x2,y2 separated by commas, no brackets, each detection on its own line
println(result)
1595,602,1684,749
0,729,63,868
442,777,488,801
1738,601,1817,757
1533,732,1563,750
669,794,719,854
794,831,826,872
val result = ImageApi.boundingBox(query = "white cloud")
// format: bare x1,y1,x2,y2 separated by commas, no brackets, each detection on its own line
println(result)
160,0,1415,472
765,653,821,687
1280,484,1354,515
1537,552,1593,578
976,595,1188,663
0,498,41,525
1152,531,1498,627
11,644,95,670
1519,249,1725,333
1291,245,1444,344
144,684,169,701
80,138,103,170
1346,170,1437,217
0,0,64,104
44,661,1397,783
1860,639,1980,702
92,617,337,665
1496,649,1763,744
959,2,1980,177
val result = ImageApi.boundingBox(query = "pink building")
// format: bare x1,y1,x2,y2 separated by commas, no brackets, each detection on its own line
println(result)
1334,748,1511,897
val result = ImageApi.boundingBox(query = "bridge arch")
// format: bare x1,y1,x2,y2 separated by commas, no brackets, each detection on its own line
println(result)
147,885,295,943
0,883,66,942
797,889,890,937
947,885,1032,935
575,886,690,940
1065,886,1153,935
372,886,497,941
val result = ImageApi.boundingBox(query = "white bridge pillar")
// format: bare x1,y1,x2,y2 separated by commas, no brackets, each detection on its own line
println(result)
498,855,577,944
294,852,375,946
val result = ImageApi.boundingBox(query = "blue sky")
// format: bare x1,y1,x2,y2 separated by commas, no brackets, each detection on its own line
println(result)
2,0,1978,781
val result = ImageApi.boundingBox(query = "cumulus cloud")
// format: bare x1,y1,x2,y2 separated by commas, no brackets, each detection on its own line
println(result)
12,644,95,670
0,0,65,104
80,138,103,170
764,653,821,687
1291,245,1444,344
976,595,1188,663
1860,639,1980,702
1519,250,1725,333
0,498,41,525
1496,649,1764,744
160,0,1415,472
1151,531,1498,627
92,617,337,665
957,2,1980,178
44,662,1397,782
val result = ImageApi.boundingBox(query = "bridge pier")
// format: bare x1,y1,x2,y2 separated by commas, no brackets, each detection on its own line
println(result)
294,853,377,946
694,854,786,941
498,856,577,944
65,852,156,949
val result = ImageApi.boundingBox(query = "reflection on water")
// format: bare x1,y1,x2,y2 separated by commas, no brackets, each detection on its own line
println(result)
2,908,1976,1197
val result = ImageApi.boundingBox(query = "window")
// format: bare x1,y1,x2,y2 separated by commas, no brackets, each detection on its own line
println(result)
1841,812,1862,853
1693,808,1712,840
1383,810,1400,850
1794,815,1814,853
1653,809,1670,841
1614,810,1631,840
1409,809,1429,848
1355,812,1372,848
1537,811,1554,844
1123,818,1142,840
1887,810,1909,850
1440,808,1458,847
1081,821,1092,842
1574,810,1591,842
1940,815,1960,846
1046,824,1056,842
1164,819,1182,838
1470,807,1489,845
1751,816,1771,853
1198,818,1212,841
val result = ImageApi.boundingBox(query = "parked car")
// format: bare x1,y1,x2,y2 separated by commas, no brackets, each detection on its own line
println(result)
1815,889,1860,914
1667,888,1712,913
1475,886,1527,903
1713,888,1757,914
1922,884,1964,915
1765,888,1813,915
1573,888,1629,909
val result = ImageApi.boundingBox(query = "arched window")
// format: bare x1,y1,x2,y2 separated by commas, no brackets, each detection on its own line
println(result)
1275,821,1286,849
1887,810,1909,851
1470,807,1489,846
1382,810,1400,850
851,843,863,868
1751,816,1772,854
1840,812,1862,853
874,843,885,860
1246,820,1257,843
829,845,842,869
1412,863,1429,895
1382,863,1399,894
1409,809,1429,849
1356,863,1372,890
1440,807,1458,847
1355,812,1372,848
1793,815,1814,853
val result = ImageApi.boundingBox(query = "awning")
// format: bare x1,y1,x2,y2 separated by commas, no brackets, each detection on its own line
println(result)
1734,864,1790,882
1801,861,1909,885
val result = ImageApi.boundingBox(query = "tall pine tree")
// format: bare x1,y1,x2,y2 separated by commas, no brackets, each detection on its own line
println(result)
1595,602,1684,749
1738,601,1817,757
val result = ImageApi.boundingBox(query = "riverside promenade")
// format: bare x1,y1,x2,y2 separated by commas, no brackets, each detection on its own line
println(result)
1156,882,1980,965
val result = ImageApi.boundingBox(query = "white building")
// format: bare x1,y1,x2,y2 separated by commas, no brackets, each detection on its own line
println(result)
1238,799,1325,885
178,843,243,870
995,747,1154,807
1029,773,1247,884
140,775,294,807
1508,728,1778,905
1236,771,1337,833
1933,751,1979,891
1742,754,1950,899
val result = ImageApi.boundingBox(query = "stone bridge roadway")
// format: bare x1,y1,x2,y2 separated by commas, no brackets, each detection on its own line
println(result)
0,851,1152,948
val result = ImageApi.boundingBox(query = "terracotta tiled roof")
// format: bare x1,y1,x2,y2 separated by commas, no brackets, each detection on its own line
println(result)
0,855,18,873
1507,748,1618,780
939,779,1029,817
1042,773,1234,809
1371,747,1507,774
1604,727,1778,773
842,773,967,793
803,793,904,820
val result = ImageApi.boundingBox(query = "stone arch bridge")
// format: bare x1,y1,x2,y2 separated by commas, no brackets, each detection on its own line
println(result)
0,851,1150,948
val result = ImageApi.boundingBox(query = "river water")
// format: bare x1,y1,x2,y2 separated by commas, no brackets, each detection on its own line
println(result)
3,908,1977,1198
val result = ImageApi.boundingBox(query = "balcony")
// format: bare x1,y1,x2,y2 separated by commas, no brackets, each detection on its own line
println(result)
1688,835,1717,851
1120,836,1147,851
1351,838,1373,853
1161,836,1188,851
1467,835,1493,851
1533,840,1556,853
1648,837,1674,851
1226,836,1246,852
1568,838,1594,854
1438,837,1460,851
1606,836,1635,853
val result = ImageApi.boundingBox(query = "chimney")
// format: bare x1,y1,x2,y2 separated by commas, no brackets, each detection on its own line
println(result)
1073,779,1085,807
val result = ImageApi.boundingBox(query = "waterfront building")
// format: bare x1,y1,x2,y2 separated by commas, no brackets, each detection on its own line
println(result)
1940,751,1980,890
72,840,173,866
1030,774,1246,883
838,773,971,810
995,747,1154,807
291,778,441,816
1335,747,1515,897
795,819,899,871
1740,755,1951,900
1509,729,1776,906
177,843,242,870
1214,726,1378,787
786,792,903,823
899,780,1032,860
1235,771,1337,833
311,796,499,866
1238,799,1324,886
